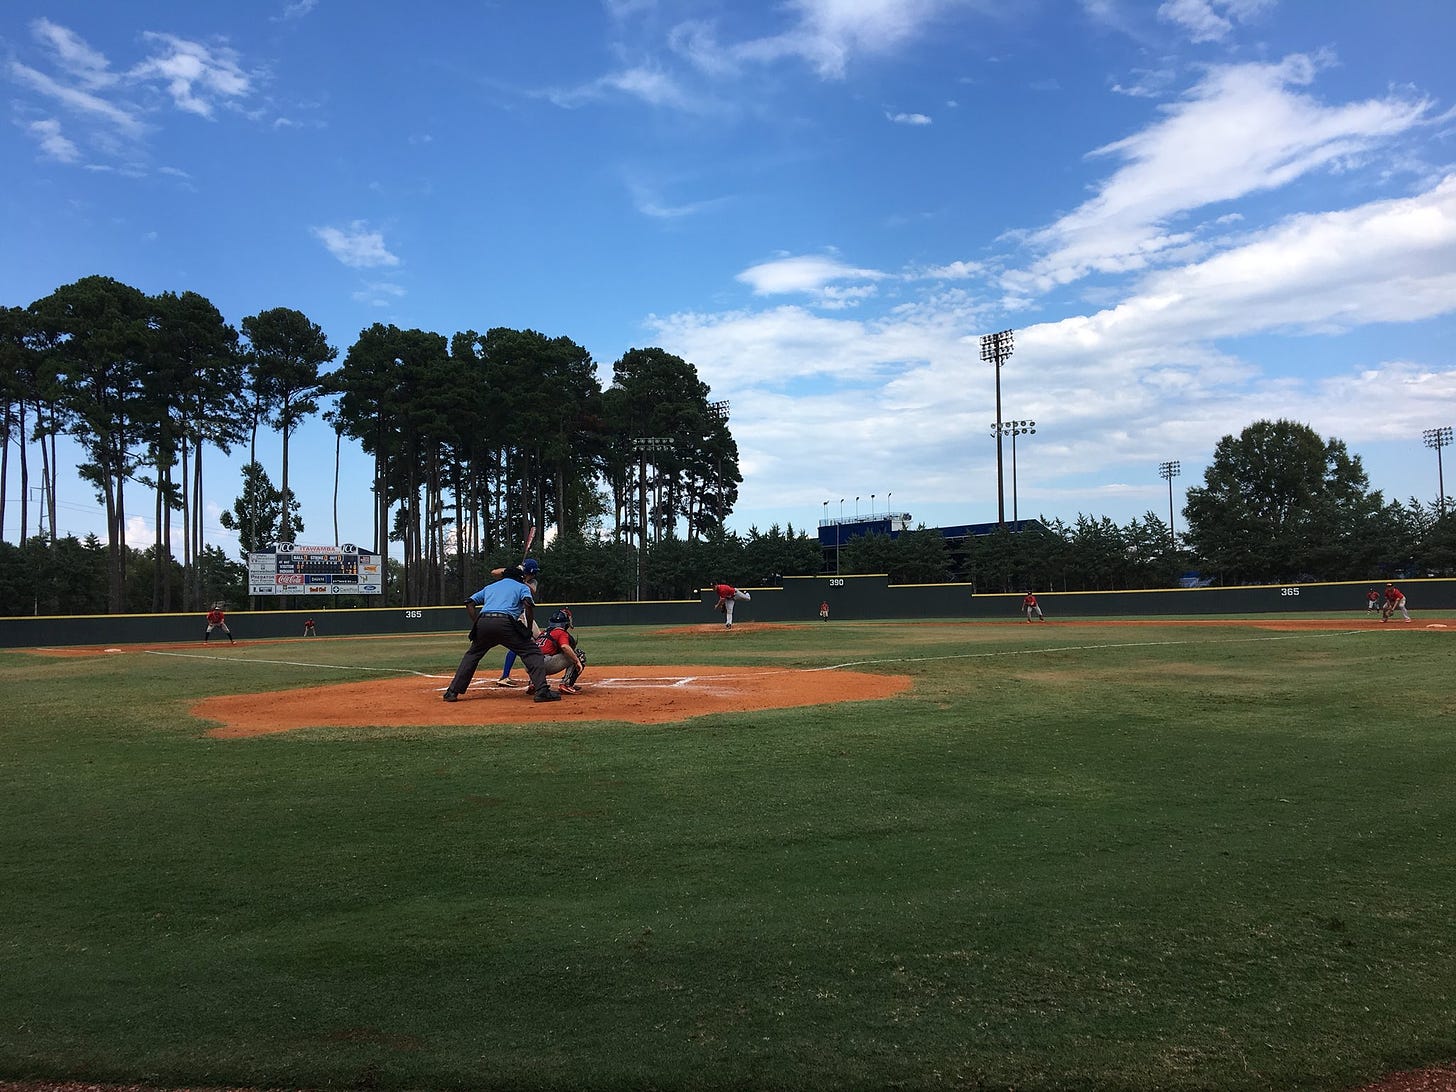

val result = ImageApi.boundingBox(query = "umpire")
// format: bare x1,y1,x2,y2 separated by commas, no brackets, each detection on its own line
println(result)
443,566,560,703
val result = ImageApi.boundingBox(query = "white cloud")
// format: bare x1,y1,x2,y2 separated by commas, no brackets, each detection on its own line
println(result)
737,254,888,296
130,34,253,119
630,183,729,219
733,0,980,80
1007,54,1433,293
7,19,261,172
886,110,932,125
546,65,706,112
642,171,1456,527
1037,174,1456,349
277,0,319,20
25,118,81,162
10,59,145,137
353,282,408,307
30,18,115,90
312,223,402,268
916,260,982,280
1157,0,1274,43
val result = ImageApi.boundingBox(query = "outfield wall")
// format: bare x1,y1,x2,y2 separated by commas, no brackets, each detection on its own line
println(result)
1,576,1451,648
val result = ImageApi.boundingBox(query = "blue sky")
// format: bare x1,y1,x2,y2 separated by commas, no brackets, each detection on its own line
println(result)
4,0,1456,554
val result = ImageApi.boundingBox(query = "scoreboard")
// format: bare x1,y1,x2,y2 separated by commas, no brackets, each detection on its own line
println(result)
247,543,383,596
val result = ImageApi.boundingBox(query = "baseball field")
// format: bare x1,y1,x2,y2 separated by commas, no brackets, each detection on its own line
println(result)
2,616,1454,1092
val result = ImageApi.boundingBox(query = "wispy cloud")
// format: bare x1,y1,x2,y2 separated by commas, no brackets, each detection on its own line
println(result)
886,110,932,125
6,19,261,169
312,222,401,269
275,0,319,21
9,58,145,136
645,174,1456,518
1157,0,1274,44
352,281,408,306
1006,53,1433,294
24,118,81,162
130,33,253,119
731,0,980,80
545,64,707,112
30,17,116,90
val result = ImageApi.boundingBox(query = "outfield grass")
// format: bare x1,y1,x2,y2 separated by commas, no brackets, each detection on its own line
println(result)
1,620,1453,1091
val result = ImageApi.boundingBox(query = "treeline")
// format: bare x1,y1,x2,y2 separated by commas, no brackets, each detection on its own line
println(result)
8,483,1452,618
6,274,1454,621
1,275,741,613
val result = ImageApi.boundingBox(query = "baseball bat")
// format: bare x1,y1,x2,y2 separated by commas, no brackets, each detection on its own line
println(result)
522,523,536,561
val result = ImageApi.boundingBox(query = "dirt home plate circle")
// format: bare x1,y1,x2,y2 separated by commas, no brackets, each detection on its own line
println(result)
194,664,910,738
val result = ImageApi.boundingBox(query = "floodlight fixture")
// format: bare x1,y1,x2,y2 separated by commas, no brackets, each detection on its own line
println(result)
980,329,1017,527
991,420,1037,524
1158,460,1181,550
1423,426,1453,517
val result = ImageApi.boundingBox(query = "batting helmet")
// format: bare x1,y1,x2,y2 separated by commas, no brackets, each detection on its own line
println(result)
523,558,541,575
549,608,573,629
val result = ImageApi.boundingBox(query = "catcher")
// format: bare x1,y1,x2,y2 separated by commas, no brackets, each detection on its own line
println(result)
535,608,585,694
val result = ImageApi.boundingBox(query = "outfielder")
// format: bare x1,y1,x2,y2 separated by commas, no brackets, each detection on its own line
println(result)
712,582,751,629
1022,592,1045,622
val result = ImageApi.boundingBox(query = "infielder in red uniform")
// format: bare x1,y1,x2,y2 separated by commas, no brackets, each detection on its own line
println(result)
1366,587,1381,612
203,606,234,644
1022,592,1045,622
1381,583,1410,622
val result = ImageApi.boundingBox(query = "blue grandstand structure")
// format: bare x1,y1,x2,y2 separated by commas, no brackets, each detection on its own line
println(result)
818,511,1047,571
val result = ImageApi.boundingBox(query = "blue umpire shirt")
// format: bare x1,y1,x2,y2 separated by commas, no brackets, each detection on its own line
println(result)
469,576,534,616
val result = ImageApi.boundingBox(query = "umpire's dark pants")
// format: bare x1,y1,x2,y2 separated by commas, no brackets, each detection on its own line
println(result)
447,613,548,696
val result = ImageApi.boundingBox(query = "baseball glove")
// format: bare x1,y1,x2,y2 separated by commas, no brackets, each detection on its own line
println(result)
715,599,727,613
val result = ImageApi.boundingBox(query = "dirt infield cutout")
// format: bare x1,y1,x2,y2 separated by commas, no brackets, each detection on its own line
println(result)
193,664,910,738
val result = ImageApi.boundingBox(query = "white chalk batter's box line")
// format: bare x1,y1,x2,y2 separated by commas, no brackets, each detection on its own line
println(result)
448,675,713,693
592,675,702,688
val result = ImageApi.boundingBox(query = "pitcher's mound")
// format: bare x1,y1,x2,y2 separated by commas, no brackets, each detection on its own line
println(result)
196,664,910,738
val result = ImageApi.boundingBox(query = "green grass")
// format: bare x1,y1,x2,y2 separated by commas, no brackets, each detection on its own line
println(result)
2,620,1453,1090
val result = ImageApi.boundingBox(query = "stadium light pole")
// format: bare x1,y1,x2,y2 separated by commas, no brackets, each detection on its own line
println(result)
822,500,829,574
1423,426,1453,518
980,329,1015,528
992,420,1035,526
871,493,876,519
1158,460,1181,551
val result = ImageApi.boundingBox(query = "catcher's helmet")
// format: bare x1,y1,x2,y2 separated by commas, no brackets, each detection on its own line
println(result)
549,608,573,629
523,558,541,575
